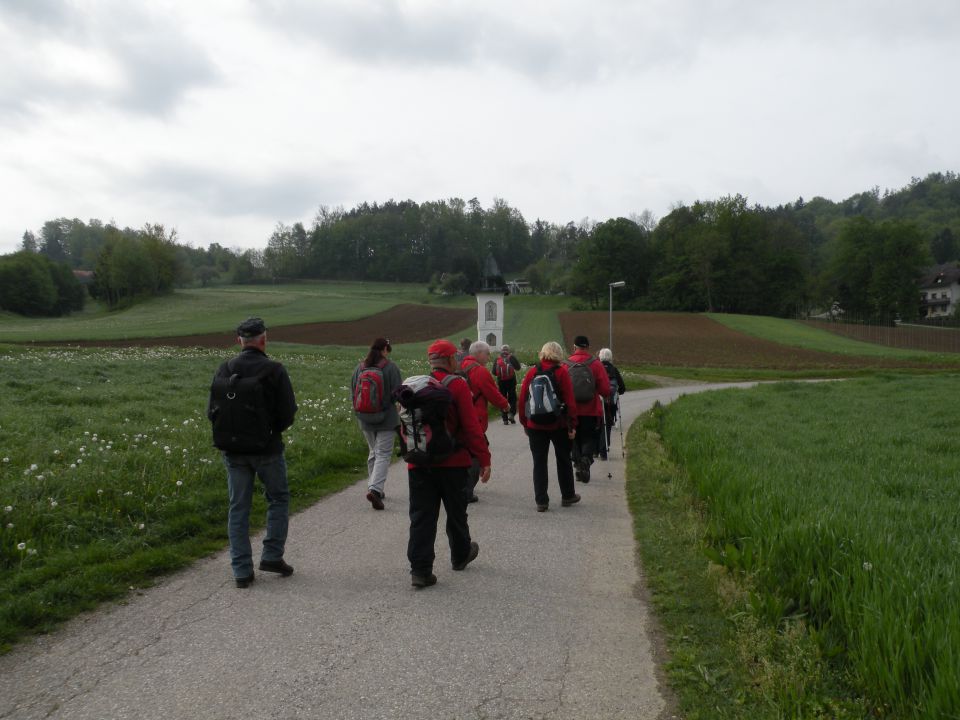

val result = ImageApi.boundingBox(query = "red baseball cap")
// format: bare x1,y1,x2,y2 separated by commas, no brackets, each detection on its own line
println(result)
427,339,458,358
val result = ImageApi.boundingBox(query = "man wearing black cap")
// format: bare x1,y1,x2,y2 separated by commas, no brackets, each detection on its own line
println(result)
207,317,298,588
566,335,611,484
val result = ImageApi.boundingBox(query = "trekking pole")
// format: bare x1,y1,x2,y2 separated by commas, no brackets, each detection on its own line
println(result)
618,401,625,459
602,402,613,479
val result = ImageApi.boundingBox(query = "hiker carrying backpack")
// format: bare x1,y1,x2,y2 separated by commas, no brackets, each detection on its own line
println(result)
518,341,580,511
394,374,461,465
209,357,284,453
494,354,517,381
353,358,390,424
351,338,403,510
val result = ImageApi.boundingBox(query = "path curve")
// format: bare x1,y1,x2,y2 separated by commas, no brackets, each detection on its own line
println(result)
0,383,758,720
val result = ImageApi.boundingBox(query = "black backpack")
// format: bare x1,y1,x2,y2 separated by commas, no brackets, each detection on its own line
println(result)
565,356,597,404
209,359,279,453
393,374,460,465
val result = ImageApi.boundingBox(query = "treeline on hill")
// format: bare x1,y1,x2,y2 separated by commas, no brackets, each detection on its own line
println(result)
6,171,960,322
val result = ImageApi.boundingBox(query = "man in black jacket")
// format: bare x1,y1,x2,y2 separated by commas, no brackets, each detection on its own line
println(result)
207,317,298,588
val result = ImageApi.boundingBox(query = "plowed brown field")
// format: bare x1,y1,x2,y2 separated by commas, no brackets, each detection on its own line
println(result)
559,312,934,369
43,304,475,349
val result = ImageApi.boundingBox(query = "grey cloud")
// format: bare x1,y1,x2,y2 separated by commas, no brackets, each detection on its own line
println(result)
0,3,219,120
254,1,655,83
133,163,352,221
0,0,76,28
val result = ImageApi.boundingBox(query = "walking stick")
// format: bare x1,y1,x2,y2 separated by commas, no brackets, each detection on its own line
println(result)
617,396,625,459
602,402,612,479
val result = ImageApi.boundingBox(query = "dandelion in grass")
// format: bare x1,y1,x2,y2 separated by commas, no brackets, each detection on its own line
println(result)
2,457,8,463
138,523,145,530
862,561,873,572
16,542,25,551
6,523,13,529
97,489,103,495
27,548,37,556
176,480,183,487
4,506,11,513
49,499,57,508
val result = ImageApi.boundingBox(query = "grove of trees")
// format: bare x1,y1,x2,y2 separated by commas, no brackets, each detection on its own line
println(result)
6,171,960,322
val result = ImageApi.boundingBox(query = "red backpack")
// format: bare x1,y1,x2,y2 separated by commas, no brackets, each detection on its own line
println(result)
495,356,516,381
353,359,389,421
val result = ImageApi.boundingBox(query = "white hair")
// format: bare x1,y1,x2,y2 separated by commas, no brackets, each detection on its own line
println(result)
469,340,490,356
598,347,613,362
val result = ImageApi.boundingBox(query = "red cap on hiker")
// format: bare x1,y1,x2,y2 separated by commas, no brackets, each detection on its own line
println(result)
427,339,458,359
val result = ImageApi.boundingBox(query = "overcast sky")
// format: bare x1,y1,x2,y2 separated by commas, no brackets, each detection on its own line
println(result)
2,0,958,255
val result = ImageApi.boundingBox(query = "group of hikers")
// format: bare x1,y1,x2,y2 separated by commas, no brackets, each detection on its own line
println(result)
207,317,625,589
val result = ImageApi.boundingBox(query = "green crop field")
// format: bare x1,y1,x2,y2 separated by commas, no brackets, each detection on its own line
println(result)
639,376,960,718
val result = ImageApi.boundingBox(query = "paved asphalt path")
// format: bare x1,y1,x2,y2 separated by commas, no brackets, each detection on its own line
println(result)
0,383,757,720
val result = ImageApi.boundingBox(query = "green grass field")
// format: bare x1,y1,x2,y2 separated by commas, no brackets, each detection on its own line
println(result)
0,281,471,342
708,313,958,361
0,343,445,649
634,376,960,718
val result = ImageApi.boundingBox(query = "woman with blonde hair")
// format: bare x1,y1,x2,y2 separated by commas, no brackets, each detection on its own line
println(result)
518,341,580,511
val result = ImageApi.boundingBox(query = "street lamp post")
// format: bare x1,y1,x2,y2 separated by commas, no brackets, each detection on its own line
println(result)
608,280,626,354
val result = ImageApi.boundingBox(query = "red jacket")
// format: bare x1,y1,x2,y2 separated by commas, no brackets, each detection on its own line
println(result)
566,349,611,417
518,359,578,431
461,356,509,433
407,368,491,469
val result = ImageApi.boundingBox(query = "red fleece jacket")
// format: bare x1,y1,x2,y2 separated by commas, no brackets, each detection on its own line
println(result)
461,356,509,433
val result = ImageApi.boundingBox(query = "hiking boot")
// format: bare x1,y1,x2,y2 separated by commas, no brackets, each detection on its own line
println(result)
411,572,437,588
561,494,581,507
536,504,548,512
235,573,254,588
452,541,479,571
258,559,294,576
366,488,385,510
467,494,479,504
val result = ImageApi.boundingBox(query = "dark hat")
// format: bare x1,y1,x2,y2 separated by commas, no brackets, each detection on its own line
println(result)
573,335,590,348
237,317,266,338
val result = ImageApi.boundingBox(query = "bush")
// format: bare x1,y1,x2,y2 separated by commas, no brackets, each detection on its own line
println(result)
0,252,84,317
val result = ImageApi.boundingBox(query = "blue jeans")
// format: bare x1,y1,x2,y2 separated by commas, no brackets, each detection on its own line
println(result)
223,451,290,578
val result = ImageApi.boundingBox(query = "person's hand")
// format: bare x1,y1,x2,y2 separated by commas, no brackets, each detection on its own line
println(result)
479,466,491,483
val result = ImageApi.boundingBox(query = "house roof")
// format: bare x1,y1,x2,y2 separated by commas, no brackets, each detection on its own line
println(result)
918,263,960,289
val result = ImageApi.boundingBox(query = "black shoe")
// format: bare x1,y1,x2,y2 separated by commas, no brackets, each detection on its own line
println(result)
452,541,479,571
536,504,548,512
561,494,581,507
467,494,479,504
599,453,608,461
366,489,385,510
235,573,254,588
411,572,437,588
258,559,294,576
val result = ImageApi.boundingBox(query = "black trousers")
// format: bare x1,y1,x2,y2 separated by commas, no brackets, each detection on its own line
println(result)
572,415,599,466
408,466,472,575
498,379,518,419
527,427,576,507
